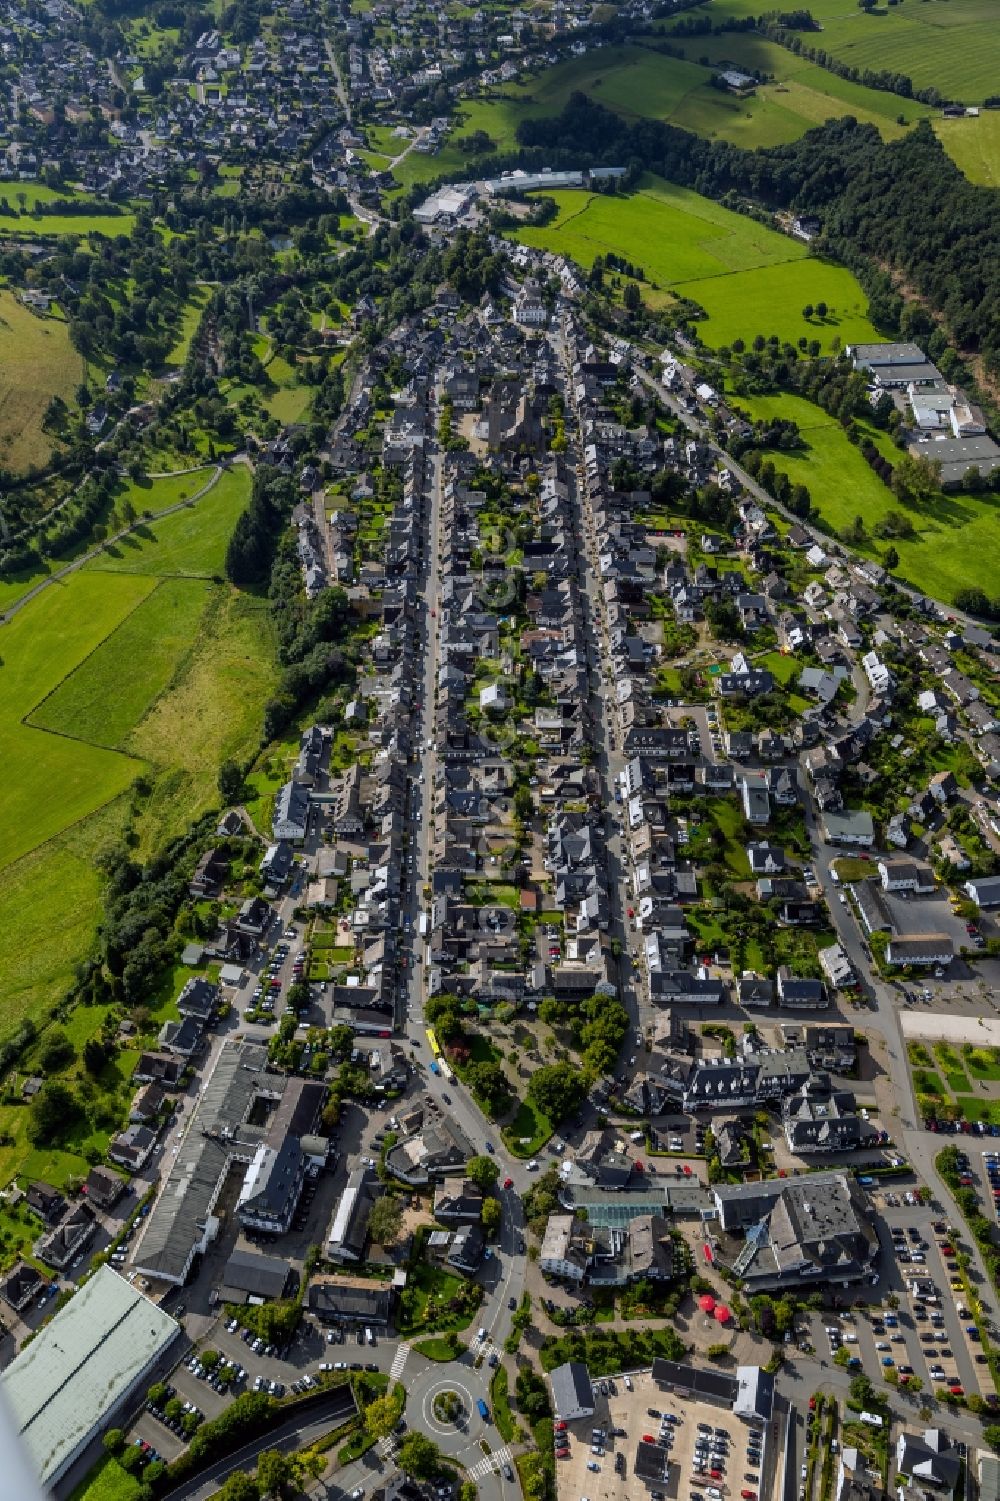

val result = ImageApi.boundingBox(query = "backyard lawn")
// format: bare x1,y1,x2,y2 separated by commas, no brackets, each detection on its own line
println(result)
397,1261,471,1335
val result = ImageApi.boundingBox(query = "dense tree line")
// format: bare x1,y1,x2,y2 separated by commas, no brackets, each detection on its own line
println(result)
260,536,357,742
225,464,298,586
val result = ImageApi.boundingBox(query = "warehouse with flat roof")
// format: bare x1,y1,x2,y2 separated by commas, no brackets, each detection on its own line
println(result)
0,1265,180,1494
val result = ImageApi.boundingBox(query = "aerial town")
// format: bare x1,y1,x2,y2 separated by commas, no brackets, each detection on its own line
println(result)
0,1,999,1501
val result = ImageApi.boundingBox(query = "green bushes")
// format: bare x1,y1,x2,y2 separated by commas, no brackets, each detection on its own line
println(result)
540,1325,686,1375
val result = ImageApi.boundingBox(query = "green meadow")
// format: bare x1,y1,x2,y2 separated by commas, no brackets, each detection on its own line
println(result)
87,465,250,578
29,577,211,749
0,290,84,473
373,39,935,194
513,176,876,349
517,177,808,280
676,257,879,350
0,570,154,872
934,112,1000,187
0,467,275,1039
691,0,999,103
660,32,928,145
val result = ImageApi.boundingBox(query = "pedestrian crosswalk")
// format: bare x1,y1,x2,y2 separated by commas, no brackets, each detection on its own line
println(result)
469,1446,513,1481
389,1342,411,1382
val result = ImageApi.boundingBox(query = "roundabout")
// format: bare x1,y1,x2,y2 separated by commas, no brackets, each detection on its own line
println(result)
420,1375,480,1438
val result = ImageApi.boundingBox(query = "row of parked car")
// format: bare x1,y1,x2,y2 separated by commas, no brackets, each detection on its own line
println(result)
187,1354,244,1393
224,1317,291,1360
146,1383,205,1439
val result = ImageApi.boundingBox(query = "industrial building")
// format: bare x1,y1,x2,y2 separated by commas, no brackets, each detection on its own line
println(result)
0,1266,180,1495
132,1042,327,1285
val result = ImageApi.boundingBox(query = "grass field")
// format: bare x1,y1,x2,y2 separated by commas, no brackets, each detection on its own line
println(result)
0,291,84,472
677,256,879,349
0,210,135,238
0,571,154,873
0,466,274,1039
661,33,928,145
695,0,1000,103
513,175,874,349
29,578,211,749
127,590,277,854
0,181,135,238
87,466,250,578
934,112,1000,186
399,39,934,196
0,808,118,1047
517,176,808,281
729,389,1000,602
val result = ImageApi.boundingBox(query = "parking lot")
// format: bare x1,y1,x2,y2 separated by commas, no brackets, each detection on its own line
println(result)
555,1369,765,1501
815,1191,993,1403
127,1311,390,1469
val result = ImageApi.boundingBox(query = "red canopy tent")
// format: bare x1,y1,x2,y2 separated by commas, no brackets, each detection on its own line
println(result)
699,1294,716,1313
715,1304,731,1324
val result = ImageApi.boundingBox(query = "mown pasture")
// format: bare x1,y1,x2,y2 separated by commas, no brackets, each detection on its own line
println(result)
690,0,999,104
513,176,876,349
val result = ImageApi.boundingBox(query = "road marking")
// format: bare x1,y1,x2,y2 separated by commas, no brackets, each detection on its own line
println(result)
389,1342,410,1381
469,1445,512,1480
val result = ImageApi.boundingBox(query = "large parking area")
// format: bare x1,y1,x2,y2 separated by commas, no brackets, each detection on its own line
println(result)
813,1189,995,1404
555,1370,766,1501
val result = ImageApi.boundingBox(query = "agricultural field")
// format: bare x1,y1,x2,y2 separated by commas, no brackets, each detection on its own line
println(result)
934,112,1000,187
86,465,250,578
424,40,934,178
0,570,154,873
29,577,211,749
0,808,118,1052
694,0,1000,103
0,467,275,1038
729,390,1000,603
0,291,84,472
676,256,879,350
663,32,929,144
516,176,808,282
127,589,277,855
513,176,874,350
